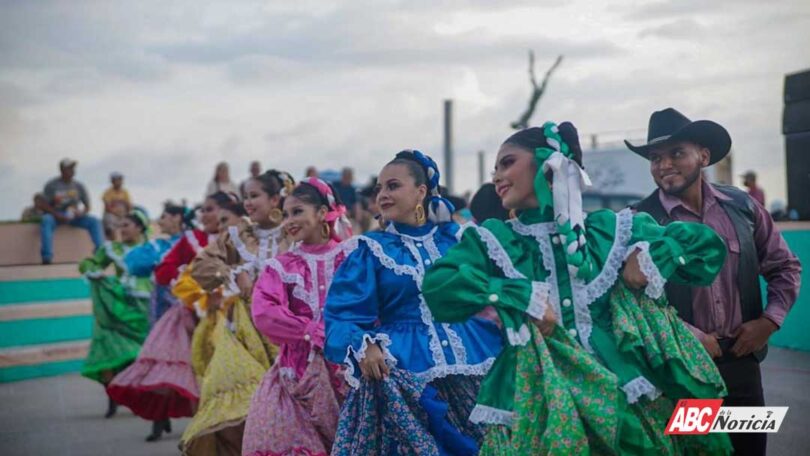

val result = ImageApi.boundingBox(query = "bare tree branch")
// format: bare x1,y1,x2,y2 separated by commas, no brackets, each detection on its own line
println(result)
511,53,564,130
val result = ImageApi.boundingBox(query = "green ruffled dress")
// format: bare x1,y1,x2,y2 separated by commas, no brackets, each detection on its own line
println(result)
423,207,733,455
79,241,151,384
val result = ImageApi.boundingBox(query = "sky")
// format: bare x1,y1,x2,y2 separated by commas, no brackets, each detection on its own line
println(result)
1,0,808,220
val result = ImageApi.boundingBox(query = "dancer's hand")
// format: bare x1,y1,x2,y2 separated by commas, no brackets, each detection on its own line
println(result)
236,271,253,298
622,250,648,289
208,290,223,311
699,332,722,359
531,305,557,336
359,343,390,381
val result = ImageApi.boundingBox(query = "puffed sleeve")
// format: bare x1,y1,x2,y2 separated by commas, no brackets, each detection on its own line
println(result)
626,211,727,298
191,230,239,292
124,240,167,278
79,244,112,279
172,266,208,315
424,222,550,324
252,261,323,348
323,242,386,373
155,237,192,286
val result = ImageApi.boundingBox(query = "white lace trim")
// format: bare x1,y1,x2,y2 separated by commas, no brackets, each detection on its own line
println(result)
469,404,514,426
356,235,421,284
103,241,129,273
84,270,105,279
416,357,496,384
229,225,255,263
455,222,474,241
527,281,551,320
622,375,662,404
625,241,666,299
442,322,468,364
473,226,525,280
505,324,531,346
384,223,439,241
344,333,396,389
185,230,203,254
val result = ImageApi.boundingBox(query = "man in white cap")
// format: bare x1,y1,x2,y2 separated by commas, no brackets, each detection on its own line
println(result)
40,159,103,264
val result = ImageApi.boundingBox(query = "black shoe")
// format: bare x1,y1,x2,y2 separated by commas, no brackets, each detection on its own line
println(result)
164,419,172,434
104,398,117,419
146,419,170,442
42,258,52,265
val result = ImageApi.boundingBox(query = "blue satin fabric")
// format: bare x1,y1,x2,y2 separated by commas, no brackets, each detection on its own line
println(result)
124,233,181,277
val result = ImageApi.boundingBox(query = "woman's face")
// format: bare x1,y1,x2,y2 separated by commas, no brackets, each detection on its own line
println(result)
242,179,280,225
158,212,182,235
375,163,427,226
120,218,141,243
216,163,229,182
283,195,328,244
200,199,221,234
493,143,539,210
217,209,243,231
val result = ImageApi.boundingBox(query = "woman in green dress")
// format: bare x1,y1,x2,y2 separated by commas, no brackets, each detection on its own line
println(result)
79,207,152,418
423,122,733,455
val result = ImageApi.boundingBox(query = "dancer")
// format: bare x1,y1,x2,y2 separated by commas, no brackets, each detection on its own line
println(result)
181,170,294,455
423,122,732,454
79,207,152,419
108,194,232,441
324,150,502,455
242,178,352,456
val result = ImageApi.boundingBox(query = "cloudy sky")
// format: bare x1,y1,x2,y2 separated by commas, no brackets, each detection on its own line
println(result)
1,0,808,220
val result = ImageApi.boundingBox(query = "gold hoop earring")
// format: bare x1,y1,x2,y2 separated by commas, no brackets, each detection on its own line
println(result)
321,223,331,239
415,204,426,225
268,208,283,225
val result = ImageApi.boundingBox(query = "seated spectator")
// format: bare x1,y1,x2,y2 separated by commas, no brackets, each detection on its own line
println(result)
102,172,132,240
205,162,239,198
40,159,103,264
332,167,360,221
21,193,48,223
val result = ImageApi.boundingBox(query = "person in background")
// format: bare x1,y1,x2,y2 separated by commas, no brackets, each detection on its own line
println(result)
468,183,510,224
741,170,766,206
21,193,48,223
102,172,132,240
629,108,802,456
304,166,318,179
332,167,361,222
40,159,104,264
206,162,239,198
240,161,262,199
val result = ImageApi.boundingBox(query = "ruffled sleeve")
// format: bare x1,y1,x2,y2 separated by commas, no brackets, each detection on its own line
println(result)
626,211,727,298
324,241,390,384
172,266,208,315
79,244,112,279
424,221,550,324
155,237,194,286
252,261,323,348
124,240,169,278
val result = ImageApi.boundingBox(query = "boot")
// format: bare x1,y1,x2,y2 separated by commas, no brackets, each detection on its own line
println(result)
104,397,117,419
146,419,170,442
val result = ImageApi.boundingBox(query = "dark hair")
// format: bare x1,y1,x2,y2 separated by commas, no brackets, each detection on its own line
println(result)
205,191,237,208
163,202,195,229
470,183,509,223
290,181,342,210
126,213,148,233
252,170,294,199
502,122,584,167
221,199,247,217
386,151,431,208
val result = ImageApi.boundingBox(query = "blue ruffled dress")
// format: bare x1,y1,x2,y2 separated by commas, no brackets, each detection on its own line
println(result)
125,233,181,324
325,221,503,455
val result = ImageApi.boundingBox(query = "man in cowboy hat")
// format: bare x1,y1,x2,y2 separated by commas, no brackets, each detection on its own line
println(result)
626,108,801,456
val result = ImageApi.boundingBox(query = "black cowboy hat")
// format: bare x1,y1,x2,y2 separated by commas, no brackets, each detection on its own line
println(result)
624,108,731,165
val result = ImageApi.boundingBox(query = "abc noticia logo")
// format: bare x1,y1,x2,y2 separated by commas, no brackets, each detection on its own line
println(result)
665,399,789,435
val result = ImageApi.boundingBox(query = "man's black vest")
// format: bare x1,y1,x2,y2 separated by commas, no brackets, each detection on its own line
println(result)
633,184,767,361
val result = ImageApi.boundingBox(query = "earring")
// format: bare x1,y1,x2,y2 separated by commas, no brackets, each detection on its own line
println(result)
321,223,331,239
268,208,283,225
415,204,426,225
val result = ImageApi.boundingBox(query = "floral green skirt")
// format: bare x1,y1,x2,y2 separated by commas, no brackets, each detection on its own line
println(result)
480,282,732,455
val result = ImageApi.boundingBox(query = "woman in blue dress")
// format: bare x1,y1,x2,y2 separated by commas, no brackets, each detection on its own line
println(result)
324,150,503,455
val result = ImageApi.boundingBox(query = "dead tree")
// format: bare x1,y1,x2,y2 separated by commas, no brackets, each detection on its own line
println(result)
511,52,563,130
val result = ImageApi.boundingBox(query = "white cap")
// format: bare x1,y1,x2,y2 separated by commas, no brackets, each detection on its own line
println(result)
59,158,77,169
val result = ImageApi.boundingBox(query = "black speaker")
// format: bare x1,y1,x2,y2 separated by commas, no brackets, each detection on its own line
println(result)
785,69,810,104
783,99,810,135
785,131,810,220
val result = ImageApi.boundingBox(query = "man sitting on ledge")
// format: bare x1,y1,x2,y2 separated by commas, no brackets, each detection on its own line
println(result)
40,159,103,264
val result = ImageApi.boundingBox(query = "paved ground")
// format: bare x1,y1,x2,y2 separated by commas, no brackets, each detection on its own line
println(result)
1,347,809,455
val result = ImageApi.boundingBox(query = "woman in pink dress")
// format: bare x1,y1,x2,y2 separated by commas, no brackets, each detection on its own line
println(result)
242,178,352,456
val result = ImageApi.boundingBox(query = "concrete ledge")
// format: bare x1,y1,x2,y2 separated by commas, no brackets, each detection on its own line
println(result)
0,222,96,266
0,300,91,322
0,340,89,368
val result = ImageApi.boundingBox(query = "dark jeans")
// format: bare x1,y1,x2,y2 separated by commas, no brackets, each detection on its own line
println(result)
716,339,767,456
